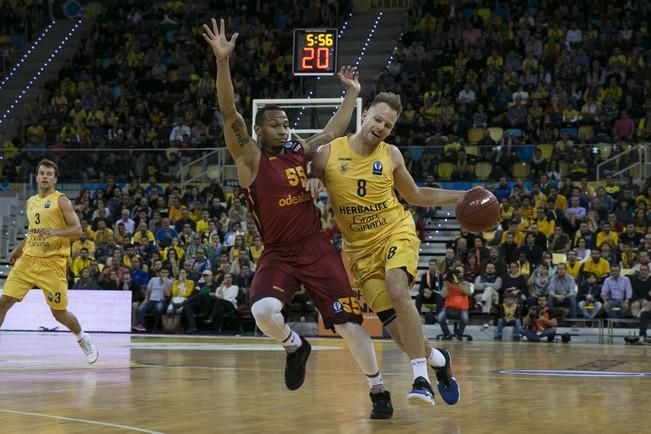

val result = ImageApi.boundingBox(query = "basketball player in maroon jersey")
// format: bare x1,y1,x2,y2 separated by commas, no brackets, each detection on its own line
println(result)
203,19,392,418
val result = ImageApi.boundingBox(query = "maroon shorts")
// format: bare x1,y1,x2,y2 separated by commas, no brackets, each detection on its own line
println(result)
250,232,363,329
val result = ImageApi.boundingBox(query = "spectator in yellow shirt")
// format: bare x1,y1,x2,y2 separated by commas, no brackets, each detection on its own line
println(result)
596,222,619,249
501,220,525,246
564,250,582,280
71,248,93,278
530,184,547,209
132,222,156,244
520,196,535,222
500,198,515,221
534,207,555,238
196,210,211,234
580,250,611,281
548,187,568,210
94,220,114,248
72,234,96,258
189,201,204,222
249,235,264,264
162,237,185,261
486,49,503,69
168,197,184,223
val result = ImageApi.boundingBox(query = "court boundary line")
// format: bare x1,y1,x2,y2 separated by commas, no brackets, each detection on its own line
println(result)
0,408,164,433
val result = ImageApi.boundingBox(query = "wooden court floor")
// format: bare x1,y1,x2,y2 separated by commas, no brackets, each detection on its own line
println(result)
0,332,648,433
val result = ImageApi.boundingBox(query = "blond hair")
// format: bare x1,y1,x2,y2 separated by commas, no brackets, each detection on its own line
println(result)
369,92,403,115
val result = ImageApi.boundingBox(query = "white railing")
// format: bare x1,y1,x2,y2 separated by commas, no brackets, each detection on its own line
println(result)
180,148,230,187
596,143,646,182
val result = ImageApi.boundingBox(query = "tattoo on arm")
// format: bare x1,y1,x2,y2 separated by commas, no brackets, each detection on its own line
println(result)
231,118,249,147
305,132,332,154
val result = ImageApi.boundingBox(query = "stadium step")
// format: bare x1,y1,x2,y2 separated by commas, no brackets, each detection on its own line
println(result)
316,10,406,98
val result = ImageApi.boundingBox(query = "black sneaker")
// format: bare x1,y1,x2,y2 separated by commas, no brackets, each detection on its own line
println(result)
285,336,311,390
434,348,460,405
494,335,503,341
369,390,393,419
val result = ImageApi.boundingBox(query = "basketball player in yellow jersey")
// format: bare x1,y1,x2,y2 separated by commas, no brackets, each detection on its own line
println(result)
312,92,466,407
0,159,98,363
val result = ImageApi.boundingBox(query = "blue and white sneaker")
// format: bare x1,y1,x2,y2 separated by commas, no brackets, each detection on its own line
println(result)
434,348,460,405
407,376,435,407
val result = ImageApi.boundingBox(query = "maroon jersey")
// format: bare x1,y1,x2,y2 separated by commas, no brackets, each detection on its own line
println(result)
244,142,321,246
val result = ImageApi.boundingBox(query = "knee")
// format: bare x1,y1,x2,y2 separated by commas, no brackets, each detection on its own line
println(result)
51,309,66,321
251,297,283,321
385,284,410,305
0,296,17,311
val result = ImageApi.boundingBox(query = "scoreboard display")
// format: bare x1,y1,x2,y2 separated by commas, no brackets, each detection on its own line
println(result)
293,28,338,76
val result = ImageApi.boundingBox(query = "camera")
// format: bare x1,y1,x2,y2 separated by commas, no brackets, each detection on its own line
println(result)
446,269,463,282
528,306,540,318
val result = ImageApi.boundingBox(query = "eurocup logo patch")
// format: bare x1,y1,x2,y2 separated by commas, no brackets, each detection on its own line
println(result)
283,140,303,153
44,200,51,208
333,300,343,314
372,160,383,175
47,292,53,301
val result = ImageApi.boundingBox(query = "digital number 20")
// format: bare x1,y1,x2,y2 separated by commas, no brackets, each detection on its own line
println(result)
302,47,330,70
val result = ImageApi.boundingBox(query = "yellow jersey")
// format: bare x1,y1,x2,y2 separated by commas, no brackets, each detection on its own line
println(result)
564,260,582,280
324,137,415,252
24,191,71,257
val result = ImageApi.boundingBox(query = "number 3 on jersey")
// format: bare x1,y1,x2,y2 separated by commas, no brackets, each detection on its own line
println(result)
285,166,307,186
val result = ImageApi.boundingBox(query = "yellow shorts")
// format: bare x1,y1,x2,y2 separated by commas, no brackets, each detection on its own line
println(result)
348,232,420,313
3,254,69,310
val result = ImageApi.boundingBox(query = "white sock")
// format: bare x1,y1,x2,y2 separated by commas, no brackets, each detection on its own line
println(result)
75,331,85,341
411,358,430,382
366,372,385,391
429,348,446,368
281,330,303,352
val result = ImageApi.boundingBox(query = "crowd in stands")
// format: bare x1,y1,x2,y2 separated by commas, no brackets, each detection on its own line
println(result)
0,0,46,76
1,0,345,182
4,1,651,184
416,173,651,341
60,169,651,340
66,177,276,333
374,0,651,181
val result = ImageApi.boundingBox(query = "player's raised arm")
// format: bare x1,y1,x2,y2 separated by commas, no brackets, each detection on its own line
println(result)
303,66,361,159
390,145,465,207
203,18,260,187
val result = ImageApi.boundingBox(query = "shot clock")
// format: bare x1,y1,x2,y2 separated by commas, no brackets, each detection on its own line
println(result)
293,28,338,76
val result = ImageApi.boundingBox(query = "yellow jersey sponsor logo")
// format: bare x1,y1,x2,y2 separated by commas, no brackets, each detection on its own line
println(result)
338,201,389,215
350,213,388,232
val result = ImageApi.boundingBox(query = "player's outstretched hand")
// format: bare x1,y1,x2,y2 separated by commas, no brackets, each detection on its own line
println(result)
303,178,325,198
7,248,21,264
202,18,239,61
337,66,360,94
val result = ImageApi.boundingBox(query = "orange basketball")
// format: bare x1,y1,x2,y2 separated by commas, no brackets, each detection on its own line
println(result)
455,187,501,233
